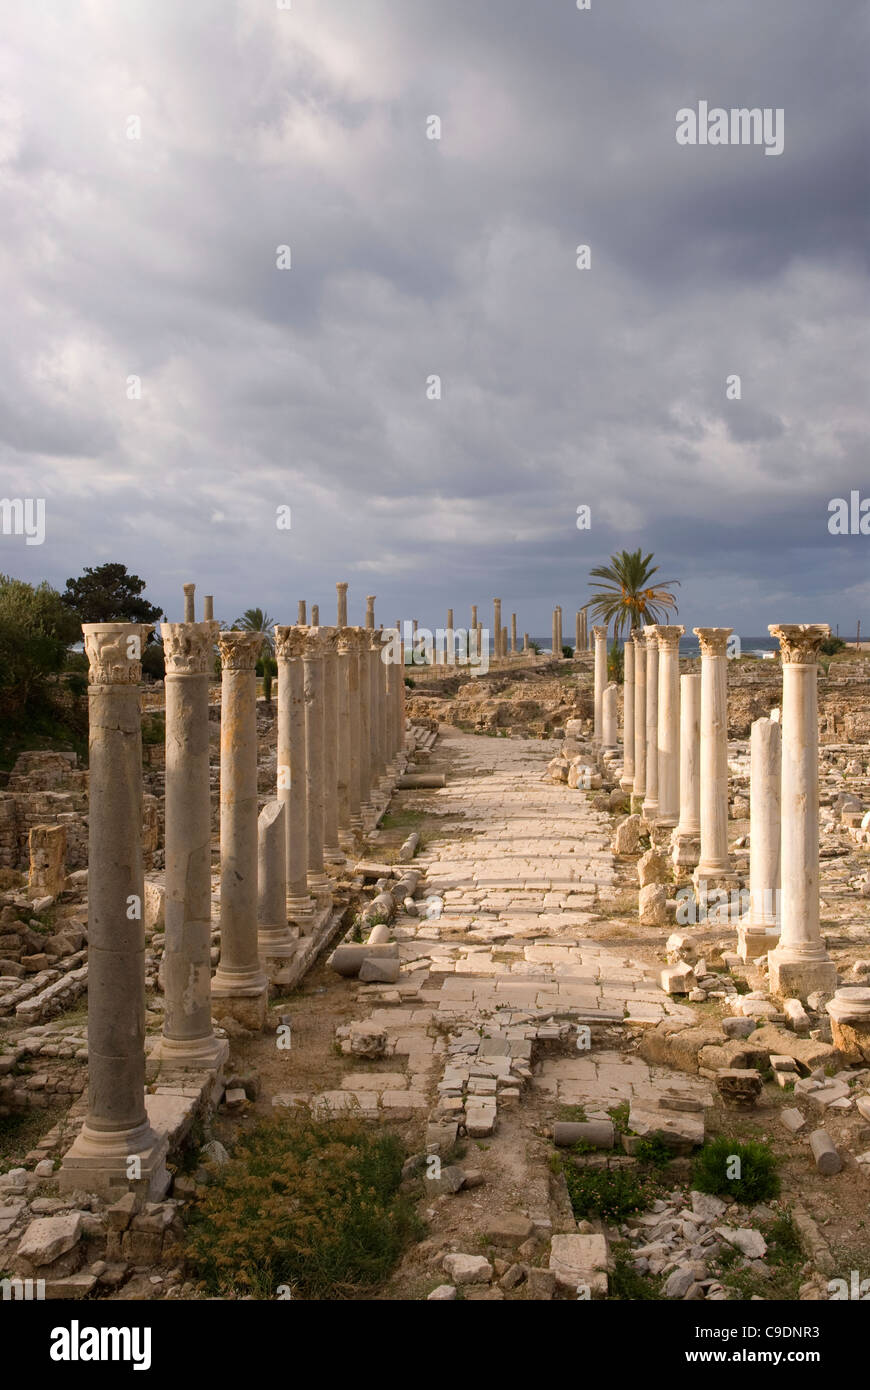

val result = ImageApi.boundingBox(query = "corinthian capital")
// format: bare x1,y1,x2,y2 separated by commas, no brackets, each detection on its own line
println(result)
274,625,308,661
161,621,217,675
83,623,153,685
693,627,733,657
656,625,685,652
769,624,830,664
217,631,263,671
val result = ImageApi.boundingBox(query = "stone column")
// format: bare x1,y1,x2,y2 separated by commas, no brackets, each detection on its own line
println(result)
641,628,661,822
203,595,214,621
552,610,560,659
523,633,529,653
493,599,502,658
767,624,837,1000
367,629,383,790
446,609,455,666
692,628,736,894
556,606,563,653
471,605,478,635
60,624,168,1199
344,629,364,832
477,624,484,663
257,800,298,981
336,582,348,626
738,715,781,961
671,673,701,870
358,627,373,816
183,583,195,622
302,629,330,889
153,621,227,1070
592,626,608,744
311,604,320,626
502,626,508,660
211,631,269,1030
654,625,685,837
631,631,647,811
275,627,314,919
511,613,517,655
297,600,307,625
602,684,618,750
320,628,343,863
336,627,354,846
366,595,376,630
620,637,635,792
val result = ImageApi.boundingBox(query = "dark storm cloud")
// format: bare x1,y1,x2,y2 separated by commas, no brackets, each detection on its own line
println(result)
0,0,867,635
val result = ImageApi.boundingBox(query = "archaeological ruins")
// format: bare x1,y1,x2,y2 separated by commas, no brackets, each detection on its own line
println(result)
1,589,870,1304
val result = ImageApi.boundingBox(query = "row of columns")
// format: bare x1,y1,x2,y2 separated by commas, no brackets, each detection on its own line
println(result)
595,620,836,1000
61,582,408,1197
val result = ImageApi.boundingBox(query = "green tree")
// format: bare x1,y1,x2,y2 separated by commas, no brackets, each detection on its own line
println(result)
233,608,275,654
61,562,163,628
0,574,81,714
588,549,679,638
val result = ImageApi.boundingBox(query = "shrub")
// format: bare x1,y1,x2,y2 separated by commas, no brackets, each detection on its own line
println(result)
562,1161,660,1224
820,636,845,655
692,1136,780,1204
184,1113,422,1298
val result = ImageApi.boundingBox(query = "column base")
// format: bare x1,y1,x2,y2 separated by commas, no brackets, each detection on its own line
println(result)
670,829,701,870
258,926,301,988
619,775,634,794
323,845,347,865
307,870,330,891
736,921,779,963
211,967,269,1032
630,792,646,815
641,799,659,823
59,1116,170,1201
650,820,676,850
149,1032,230,1072
826,988,870,1063
693,863,738,895
768,946,838,1004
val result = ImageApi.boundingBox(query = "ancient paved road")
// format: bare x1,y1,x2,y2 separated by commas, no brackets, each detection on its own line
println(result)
306,729,705,1145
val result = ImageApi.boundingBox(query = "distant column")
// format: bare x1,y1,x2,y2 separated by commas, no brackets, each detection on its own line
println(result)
203,595,214,621
321,628,343,864
365,595,376,630
671,673,701,870
620,637,635,793
642,628,660,823
275,626,314,920
592,626,607,743
493,599,502,658
511,613,517,655
767,624,837,1000
552,610,560,659
336,582,348,626
655,625,685,832
302,628,329,890
297,600,307,625
183,584,196,622
311,604,320,626
211,631,269,1032
631,631,647,811
446,609,455,666
336,627,354,846
692,628,736,893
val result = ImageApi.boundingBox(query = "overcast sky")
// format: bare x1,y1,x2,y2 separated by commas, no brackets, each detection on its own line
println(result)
0,0,868,636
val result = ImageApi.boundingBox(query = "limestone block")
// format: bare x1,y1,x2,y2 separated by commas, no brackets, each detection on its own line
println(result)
666,932,697,963
545,757,570,784
628,1100,704,1151
16,1213,82,1268
715,1068,763,1109
639,883,668,926
143,880,165,932
638,848,670,887
549,1233,608,1295
359,956,400,984
442,1253,492,1286
28,824,66,898
613,814,643,855
660,962,695,995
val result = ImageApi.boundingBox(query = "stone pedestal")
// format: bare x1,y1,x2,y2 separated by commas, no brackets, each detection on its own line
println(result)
275,627,314,920
631,631,647,813
152,622,227,1071
60,624,169,1200
654,626,684,835
767,624,837,1002
826,988,870,1062
671,673,701,871
737,716,782,962
642,628,660,823
592,626,607,744
692,628,737,894
211,631,269,1032
257,800,298,985
620,638,635,792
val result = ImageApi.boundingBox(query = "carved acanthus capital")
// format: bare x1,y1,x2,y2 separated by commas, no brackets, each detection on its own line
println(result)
769,624,830,664
218,630,263,671
693,627,733,657
656,625,685,652
592,625,608,641
631,628,646,649
274,625,308,661
161,621,217,675
83,623,153,685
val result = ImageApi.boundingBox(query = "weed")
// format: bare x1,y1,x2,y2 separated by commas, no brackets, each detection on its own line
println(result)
692,1136,780,1204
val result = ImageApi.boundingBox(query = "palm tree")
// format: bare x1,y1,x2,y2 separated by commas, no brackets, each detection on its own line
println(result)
232,607,276,653
588,549,679,638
